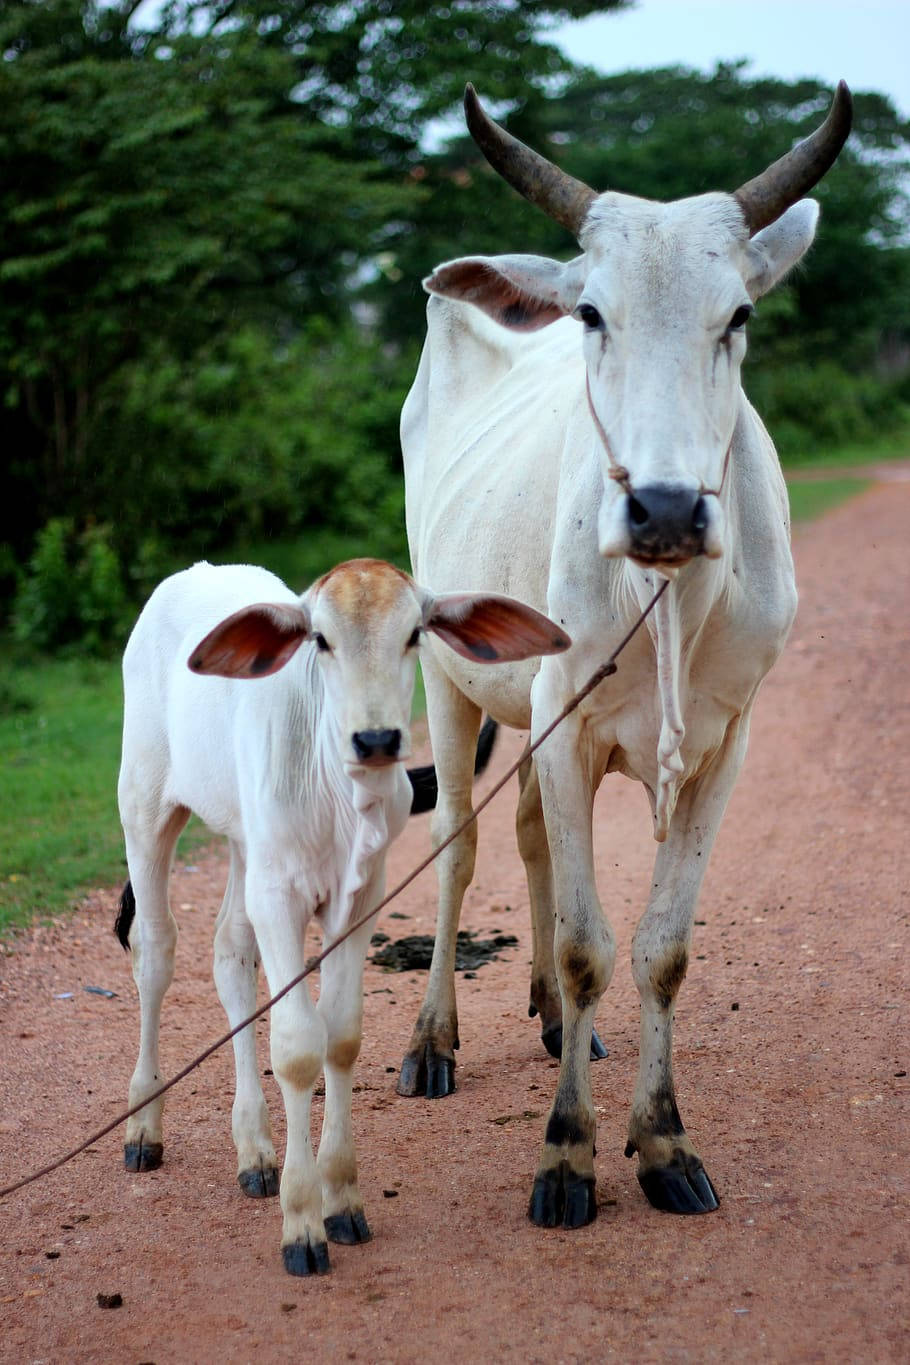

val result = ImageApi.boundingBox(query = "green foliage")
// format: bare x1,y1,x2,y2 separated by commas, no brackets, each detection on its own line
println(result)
12,518,130,654
0,652,124,933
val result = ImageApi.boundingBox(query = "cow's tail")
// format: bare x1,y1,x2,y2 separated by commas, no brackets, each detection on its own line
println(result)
114,879,136,951
408,716,498,816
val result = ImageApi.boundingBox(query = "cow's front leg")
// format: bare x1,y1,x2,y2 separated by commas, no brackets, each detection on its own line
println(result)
518,756,608,1064
316,910,375,1246
398,664,482,1098
627,718,749,1214
528,689,614,1229
247,878,329,1276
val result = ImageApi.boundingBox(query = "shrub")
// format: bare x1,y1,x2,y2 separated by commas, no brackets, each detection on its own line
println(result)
12,518,131,654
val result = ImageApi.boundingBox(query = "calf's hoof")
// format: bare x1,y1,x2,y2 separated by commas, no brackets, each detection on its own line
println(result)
540,1023,608,1063
237,1162,279,1198
628,1143,719,1214
282,1236,331,1276
528,1160,596,1229
325,1209,371,1245
123,1137,163,1172
396,1046,456,1099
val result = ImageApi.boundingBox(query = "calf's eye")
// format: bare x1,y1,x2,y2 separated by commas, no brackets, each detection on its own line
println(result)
407,627,421,649
727,304,753,332
314,633,331,653
575,302,604,331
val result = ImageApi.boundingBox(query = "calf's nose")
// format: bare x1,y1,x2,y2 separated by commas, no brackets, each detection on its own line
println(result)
352,728,402,761
627,485,707,562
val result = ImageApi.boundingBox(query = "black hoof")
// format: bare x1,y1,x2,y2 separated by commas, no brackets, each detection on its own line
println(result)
396,1047,456,1099
237,1163,279,1198
540,1024,608,1062
325,1209,371,1245
282,1237,331,1276
123,1139,163,1172
637,1151,719,1215
528,1161,596,1229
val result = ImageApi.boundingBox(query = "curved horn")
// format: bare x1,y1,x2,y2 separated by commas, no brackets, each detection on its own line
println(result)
464,83,597,238
734,81,853,235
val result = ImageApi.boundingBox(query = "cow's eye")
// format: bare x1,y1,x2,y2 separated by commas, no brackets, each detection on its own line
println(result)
406,627,421,649
313,633,331,653
575,302,604,331
727,304,753,332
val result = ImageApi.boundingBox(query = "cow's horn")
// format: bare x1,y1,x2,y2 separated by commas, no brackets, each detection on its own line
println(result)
464,83,597,238
734,81,853,235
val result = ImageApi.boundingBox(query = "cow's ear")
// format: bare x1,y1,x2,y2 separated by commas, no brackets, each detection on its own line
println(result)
424,254,586,331
188,602,311,679
423,592,571,663
744,200,819,299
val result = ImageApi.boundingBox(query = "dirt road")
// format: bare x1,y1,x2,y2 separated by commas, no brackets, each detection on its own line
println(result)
1,477,907,1363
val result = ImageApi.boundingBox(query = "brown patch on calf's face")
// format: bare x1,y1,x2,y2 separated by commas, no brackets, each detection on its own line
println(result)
315,559,413,623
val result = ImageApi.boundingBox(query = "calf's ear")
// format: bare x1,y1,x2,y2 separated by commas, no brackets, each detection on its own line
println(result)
424,592,571,663
188,602,311,679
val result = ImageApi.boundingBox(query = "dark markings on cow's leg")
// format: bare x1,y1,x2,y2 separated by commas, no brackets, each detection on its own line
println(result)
324,1209,371,1245
653,944,689,1010
123,1134,163,1172
282,1236,331,1277
238,1157,279,1198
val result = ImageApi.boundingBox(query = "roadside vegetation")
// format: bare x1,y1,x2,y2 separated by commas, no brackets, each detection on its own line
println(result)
1,1,908,933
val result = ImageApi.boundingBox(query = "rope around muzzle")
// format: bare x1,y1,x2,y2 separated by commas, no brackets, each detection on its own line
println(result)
0,579,669,1201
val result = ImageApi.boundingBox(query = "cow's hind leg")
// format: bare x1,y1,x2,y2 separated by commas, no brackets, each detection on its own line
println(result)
398,664,482,1099
213,843,278,1198
121,805,189,1172
627,720,749,1213
316,907,375,1246
518,756,608,1064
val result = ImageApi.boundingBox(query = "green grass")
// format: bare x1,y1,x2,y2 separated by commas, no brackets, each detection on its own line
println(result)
786,476,873,522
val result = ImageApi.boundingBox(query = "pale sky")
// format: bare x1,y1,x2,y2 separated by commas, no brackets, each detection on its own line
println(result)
551,0,909,118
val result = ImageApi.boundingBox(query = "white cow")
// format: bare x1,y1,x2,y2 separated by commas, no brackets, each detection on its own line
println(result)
398,85,851,1226
116,556,569,1274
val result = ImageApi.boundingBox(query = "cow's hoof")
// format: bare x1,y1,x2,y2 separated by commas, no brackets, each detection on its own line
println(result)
237,1162,279,1198
324,1210,371,1245
635,1148,719,1214
528,1161,596,1229
540,1024,608,1063
282,1237,331,1276
396,1046,456,1099
123,1138,163,1172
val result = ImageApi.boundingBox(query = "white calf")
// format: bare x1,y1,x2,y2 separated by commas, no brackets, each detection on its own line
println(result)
116,556,568,1275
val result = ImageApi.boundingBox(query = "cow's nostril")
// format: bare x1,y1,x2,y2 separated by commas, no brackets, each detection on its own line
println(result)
628,495,649,527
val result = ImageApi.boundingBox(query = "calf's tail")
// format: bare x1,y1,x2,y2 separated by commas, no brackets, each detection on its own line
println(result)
114,879,136,950
408,715,498,816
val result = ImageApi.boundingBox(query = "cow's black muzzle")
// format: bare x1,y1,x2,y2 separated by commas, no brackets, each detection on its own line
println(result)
626,485,708,564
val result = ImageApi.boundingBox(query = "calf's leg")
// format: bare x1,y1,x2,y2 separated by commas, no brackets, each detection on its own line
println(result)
316,910,376,1245
121,805,189,1172
247,876,329,1276
212,843,278,1198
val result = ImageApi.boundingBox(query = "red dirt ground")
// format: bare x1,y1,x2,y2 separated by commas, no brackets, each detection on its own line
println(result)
1,473,908,1364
